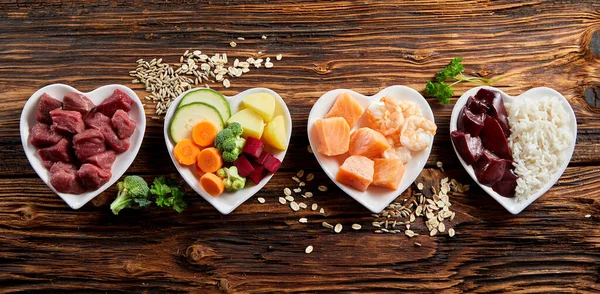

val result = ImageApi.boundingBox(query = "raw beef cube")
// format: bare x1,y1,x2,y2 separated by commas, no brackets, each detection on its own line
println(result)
36,93,63,124
84,150,116,171
29,123,63,148
84,112,111,130
49,162,85,194
77,163,111,190
63,92,95,116
73,129,106,161
38,138,73,168
111,109,136,139
99,126,130,153
50,109,85,134
96,89,134,117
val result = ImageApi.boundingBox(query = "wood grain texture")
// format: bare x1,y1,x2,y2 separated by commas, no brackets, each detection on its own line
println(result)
1,0,600,292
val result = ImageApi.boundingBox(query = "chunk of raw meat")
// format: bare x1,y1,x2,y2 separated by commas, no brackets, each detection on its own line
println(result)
84,150,116,171
84,112,111,130
63,92,95,116
36,93,63,124
29,123,63,148
96,89,134,117
38,138,73,168
73,129,106,161
76,163,111,190
99,125,130,153
50,109,85,134
111,109,136,139
49,162,85,194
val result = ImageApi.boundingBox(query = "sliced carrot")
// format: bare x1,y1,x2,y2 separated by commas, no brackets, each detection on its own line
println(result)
194,162,206,177
200,173,224,197
197,147,223,173
173,139,201,166
192,121,218,147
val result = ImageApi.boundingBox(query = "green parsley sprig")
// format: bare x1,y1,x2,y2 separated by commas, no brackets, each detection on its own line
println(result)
425,57,503,104
151,176,188,213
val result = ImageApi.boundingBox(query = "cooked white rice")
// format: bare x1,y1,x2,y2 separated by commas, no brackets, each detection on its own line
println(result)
507,96,572,200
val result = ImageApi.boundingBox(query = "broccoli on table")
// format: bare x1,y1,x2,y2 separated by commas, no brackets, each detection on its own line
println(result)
216,166,246,192
214,122,246,162
110,175,152,215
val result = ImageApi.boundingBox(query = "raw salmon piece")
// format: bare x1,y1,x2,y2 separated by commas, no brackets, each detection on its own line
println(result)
349,127,391,159
372,158,405,190
313,117,350,156
325,92,365,128
336,155,374,192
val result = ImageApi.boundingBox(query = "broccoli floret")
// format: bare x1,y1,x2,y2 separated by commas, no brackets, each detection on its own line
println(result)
110,175,151,215
216,166,246,192
215,122,246,162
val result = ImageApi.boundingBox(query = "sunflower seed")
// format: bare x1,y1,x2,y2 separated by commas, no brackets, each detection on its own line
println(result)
322,222,333,229
318,185,328,192
278,197,286,205
311,203,318,211
305,245,313,254
448,228,455,237
285,195,294,202
284,188,292,196
290,201,300,211
257,197,265,204
297,170,305,178
299,217,308,223
306,173,314,181
334,223,343,233
352,224,361,230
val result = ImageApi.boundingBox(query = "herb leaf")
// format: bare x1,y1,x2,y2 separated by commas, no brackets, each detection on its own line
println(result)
425,81,453,105
150,176,187,213
435,57,463,82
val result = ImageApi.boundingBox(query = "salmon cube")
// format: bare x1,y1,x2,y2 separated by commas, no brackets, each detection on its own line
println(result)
313,117,350,156
372,158,405,190
336,155,374,192
325,92,365,128
349,127,390,159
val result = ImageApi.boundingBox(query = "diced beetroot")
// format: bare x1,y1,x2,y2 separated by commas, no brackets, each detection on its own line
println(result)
451,130,483,165
248,162,267,184
242,137,264,158
96,89,134,117
255,152,269,165
234,155,255,177
263,153,282,174
36,93,63,124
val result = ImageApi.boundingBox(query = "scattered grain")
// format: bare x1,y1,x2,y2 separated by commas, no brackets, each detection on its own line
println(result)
257,197,265,204
229,41,237,47
448,228,455,237
585,214,592,218
318,185,328,192
299,217,308,223
284,188,292,196
405,230,415,238
311,203,318,211
417,182,424,190
293,188,302,193
305,245,313,254
278,197,286,205
297,170,305,178
298,202,308,209
322,222,333,229
285,195,294,202
292,176,301,183
414,242,422,247
334,223,343,233
319,208,325,214
304,192,313,198
276,54,282,61
290,201,300,211
262,35,267,39
352,224,362,230
429,228,438,237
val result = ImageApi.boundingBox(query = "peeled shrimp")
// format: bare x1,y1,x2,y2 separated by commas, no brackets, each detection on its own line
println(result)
398,101,422,119
367,96,404,136
400,116,437,151
383,145,413,164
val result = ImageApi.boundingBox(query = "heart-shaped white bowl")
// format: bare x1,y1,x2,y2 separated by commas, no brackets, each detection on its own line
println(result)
164,87,291,215
20,84,146,209
307,85,435,213
450,86,577,214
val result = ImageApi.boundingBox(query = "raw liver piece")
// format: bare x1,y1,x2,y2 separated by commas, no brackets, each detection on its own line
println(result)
457,107,485,137
37,138,73,168
29,123,63,148
336,155,374,192
474,88,510,137
50,162,85,194
84,150,116,171
50,109,85,134
450,131,483,165
111,109,136,139
73,129,106,161
84,112,111,130
479,116,512,160
473,150,506,186
36,93,63,124
76,163,111,190
63,92,95,116
99,125,130,153
492,178,517,198
96,89,134,117
466,96,489,114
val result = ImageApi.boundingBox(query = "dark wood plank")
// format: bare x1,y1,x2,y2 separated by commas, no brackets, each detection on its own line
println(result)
0,0,599,292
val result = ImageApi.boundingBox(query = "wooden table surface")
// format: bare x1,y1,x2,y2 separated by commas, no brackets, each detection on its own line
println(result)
1,1,600,293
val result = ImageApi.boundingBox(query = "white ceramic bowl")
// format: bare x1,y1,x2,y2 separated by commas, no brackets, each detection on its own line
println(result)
450,86,577,214
307,85,436,213
20,84,146,209
163,87,292,215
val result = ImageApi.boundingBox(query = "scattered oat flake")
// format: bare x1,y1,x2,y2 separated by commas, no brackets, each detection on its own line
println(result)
322,222,333,229
298,202,307,209
318,185,328,192
304,192,313,198
429,228,438,237
319,208,325,214
352,224,362,230
257,197,265,204
585,214,592,218
334,223,343,233
237,37,245,40
414,242,422,247
230,41,237,47
278,197,286,205
284,188,292,196
305,245,313,254
306,173,314,181
448,228,455,237
417,183,424,190
311,203,318,211
299,217,308,223
297,170,305,178
285,195,294,202
262,35,267,39
276,54,282,61
290,201,300,211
